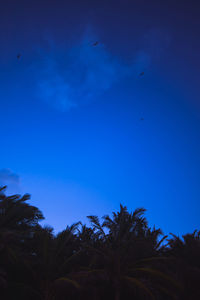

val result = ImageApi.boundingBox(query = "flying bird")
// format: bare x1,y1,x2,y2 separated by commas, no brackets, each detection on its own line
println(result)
139,72,144,76
92,41,99,46
17,54,21,60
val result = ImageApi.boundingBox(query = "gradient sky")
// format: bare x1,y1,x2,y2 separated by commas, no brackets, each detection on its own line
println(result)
0,0,200,235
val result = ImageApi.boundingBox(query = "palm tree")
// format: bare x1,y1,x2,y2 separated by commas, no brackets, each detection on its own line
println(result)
72,205,181,300
0,186,44,232
22,223,81,300
167,231,200,299
0,186,44,300
0,187,189,300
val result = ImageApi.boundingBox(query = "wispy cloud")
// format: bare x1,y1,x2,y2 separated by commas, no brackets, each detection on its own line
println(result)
0,168,20,185
0,168,21,194
36,34,131,111
35,27,170,111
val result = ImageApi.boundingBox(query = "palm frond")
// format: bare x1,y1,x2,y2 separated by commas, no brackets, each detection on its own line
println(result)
0,186,7,193
156,235,168,249
133,268,182,290
124,276,155,299
87,215,105,236
135,256,174,265
55,277,80,289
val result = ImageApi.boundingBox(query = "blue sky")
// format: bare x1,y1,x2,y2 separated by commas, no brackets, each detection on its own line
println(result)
0,0,200,234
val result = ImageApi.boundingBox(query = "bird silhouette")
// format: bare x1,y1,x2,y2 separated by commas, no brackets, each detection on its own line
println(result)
92,41,99,46
17,54,21,60
139,72,144,76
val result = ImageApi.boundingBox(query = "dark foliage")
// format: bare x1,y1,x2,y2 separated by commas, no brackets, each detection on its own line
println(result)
0,186,199,299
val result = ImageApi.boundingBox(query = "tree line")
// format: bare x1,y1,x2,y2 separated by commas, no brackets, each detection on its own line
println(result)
0,186,199,300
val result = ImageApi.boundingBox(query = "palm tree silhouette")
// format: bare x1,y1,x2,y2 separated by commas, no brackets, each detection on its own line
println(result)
167,231,200,299
72,205,181,300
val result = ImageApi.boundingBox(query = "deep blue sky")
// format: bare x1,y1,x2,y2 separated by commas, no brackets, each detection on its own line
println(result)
0,0,200,234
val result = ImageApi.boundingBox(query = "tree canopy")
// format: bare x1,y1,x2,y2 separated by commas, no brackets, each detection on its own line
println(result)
0,186,199,300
